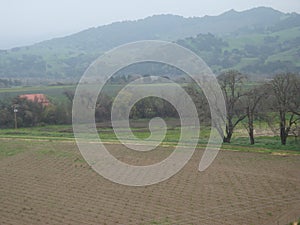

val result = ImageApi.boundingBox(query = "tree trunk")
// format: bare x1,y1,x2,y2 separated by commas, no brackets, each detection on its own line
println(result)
280,127,287,145
249,127,255,145
223,130,233,143
223,136,230,143
280,111,287,145
223,121,234,143
247,107,255,145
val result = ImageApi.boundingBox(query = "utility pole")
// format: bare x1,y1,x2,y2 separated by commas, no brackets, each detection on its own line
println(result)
13,107,18,129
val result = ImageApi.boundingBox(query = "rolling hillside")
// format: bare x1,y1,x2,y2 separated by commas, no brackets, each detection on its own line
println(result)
0,7,299,83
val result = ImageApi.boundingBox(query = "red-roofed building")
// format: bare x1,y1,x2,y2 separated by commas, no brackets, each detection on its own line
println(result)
19,94,50,106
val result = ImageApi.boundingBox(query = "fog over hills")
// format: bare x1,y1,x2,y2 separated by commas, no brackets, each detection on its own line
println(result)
0,7,299,83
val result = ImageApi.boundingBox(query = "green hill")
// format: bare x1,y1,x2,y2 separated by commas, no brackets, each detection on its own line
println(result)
0,7,299,83
178,25,300,76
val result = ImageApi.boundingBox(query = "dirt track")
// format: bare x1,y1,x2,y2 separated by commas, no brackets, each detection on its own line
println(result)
0,140,299,224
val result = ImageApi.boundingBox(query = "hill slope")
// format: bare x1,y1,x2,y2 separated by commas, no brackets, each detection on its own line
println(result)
178,24,300,75
0,7,299,83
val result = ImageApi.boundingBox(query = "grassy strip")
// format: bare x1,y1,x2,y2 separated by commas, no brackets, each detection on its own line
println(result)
0,125,299,155
0,85,76,94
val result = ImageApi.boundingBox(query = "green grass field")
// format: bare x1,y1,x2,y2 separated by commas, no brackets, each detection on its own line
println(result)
0,85,76,103
0,124,299,155
0,83,162,101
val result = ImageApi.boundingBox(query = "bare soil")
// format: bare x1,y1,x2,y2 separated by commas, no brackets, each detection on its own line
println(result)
0,139,299,225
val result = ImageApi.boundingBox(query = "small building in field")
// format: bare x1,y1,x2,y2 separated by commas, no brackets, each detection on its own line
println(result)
19,94,50,106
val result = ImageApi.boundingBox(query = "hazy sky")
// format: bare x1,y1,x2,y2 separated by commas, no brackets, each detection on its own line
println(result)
0,0,299,49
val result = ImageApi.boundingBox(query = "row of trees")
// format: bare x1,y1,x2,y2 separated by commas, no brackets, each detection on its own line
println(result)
0,71,299,145
0,97,71,128
0,79,22,88
217,71,299,145
182,71,299,145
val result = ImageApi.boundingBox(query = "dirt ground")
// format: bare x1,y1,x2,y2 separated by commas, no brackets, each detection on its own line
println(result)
0,139,299,225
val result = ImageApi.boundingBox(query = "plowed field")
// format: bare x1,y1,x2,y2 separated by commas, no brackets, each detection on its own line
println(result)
0,139,299,224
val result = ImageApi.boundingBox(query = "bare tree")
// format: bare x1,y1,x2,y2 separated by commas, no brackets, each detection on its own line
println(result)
271,73,300,145
184,83,210,125
243,85,267,144
218,70,247,143
63,90,74,102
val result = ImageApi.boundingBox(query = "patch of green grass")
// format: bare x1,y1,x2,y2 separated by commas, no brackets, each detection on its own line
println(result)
36,148,74,158
0,85,76,103
0,141,24,158
0,137,79,159
224,33,265,50
228,136,300,152
266,47,300,66
149,217,171,225
272,27,300,42
235,57,260,70
0,124,299,155
0,125,74,140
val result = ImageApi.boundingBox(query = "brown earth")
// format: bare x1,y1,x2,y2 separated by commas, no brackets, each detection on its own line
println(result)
0,139,299,225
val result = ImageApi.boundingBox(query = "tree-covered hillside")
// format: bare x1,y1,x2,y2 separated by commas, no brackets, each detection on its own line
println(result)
0,7,299,83
178,24,300,76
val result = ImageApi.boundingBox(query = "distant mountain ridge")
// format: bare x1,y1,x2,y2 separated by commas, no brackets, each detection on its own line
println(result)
0,7,299,83
37,7,285,52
